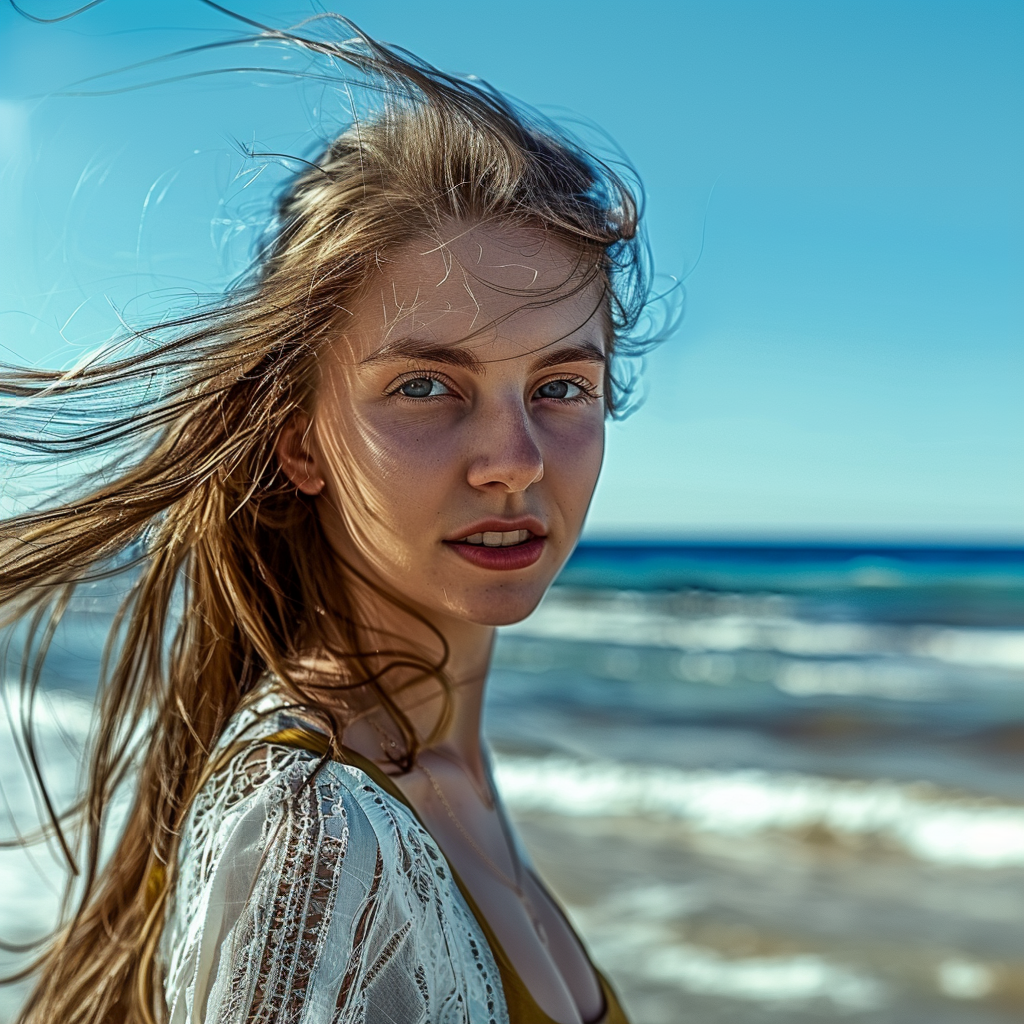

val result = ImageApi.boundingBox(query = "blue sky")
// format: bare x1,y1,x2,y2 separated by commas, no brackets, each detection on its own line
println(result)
1,1,1021,540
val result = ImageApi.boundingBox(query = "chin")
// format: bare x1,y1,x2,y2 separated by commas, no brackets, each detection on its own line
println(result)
453,586,549,627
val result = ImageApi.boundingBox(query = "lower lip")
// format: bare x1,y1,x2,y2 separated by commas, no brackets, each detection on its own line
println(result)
445,536,546,571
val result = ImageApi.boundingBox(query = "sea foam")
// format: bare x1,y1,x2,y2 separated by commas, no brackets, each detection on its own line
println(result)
505,593,1024,673
495,755,1024,869
6,690,1024,871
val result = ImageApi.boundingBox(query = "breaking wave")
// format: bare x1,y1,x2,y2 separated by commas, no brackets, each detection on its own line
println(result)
505,592,1024,672
495,754,1024,869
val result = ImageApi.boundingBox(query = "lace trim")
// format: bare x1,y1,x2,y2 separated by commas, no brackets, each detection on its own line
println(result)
159,696,507,1024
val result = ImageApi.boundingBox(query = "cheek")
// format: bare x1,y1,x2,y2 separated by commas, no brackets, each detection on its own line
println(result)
542,411,605,512
316,404,462,530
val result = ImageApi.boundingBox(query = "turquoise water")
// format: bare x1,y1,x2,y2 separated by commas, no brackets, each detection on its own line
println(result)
497,542,1024,790
560,541,1024,625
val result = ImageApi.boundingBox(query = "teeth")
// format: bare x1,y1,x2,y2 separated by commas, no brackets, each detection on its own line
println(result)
463,530,532,547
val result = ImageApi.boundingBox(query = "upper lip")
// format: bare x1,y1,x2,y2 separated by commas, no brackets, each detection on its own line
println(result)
445,516,547,542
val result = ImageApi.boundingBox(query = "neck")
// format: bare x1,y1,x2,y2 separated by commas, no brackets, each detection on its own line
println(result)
306,578,497,774
416,611,495,766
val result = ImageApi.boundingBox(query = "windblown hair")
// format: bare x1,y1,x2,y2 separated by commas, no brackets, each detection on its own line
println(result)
0,11,654,1024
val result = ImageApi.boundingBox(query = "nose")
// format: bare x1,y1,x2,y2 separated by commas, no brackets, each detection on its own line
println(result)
466,399,544,493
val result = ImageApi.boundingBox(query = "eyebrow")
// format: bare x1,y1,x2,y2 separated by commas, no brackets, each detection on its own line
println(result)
361,337,606,373
361,339,484,371
529,342,607,371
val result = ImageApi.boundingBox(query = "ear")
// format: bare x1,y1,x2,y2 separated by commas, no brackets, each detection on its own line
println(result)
276,414,326,496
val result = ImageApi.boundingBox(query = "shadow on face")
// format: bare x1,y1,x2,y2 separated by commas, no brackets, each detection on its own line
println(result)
282,221,610,629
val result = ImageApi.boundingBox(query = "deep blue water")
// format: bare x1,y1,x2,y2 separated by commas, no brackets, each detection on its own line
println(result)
558,540,1024,627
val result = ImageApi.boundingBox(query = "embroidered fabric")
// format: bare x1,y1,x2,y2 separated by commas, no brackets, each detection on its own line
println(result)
159,691,509,1024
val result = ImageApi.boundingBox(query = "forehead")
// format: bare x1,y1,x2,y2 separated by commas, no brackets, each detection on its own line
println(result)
343,222,607,356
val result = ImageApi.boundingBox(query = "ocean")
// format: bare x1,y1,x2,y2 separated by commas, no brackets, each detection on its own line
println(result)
2,541,1023,1023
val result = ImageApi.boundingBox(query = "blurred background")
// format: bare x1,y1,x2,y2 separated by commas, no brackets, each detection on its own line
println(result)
1,2,1022,1022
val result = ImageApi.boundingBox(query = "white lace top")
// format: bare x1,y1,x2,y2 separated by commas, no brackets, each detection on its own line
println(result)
159,691,509,1024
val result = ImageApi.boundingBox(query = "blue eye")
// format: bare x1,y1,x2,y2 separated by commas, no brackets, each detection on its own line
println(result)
535,379,582,400
398,377,449,398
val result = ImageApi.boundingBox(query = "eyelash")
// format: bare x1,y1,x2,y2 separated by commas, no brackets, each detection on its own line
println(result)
535,373,599,403
385,371,458,400
385,371,600,403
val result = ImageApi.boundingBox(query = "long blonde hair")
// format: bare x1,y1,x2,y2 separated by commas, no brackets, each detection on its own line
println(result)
0,13,654,1024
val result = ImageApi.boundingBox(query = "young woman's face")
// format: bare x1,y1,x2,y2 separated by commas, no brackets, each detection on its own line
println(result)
296,223,607,627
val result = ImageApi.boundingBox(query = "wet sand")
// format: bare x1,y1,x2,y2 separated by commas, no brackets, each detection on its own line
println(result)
514,808,1024,1024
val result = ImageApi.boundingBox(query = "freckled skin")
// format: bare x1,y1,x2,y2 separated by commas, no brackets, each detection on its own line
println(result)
308,223,607,628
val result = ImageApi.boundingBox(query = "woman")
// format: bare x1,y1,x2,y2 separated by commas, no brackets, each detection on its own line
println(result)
1,15,656,1024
